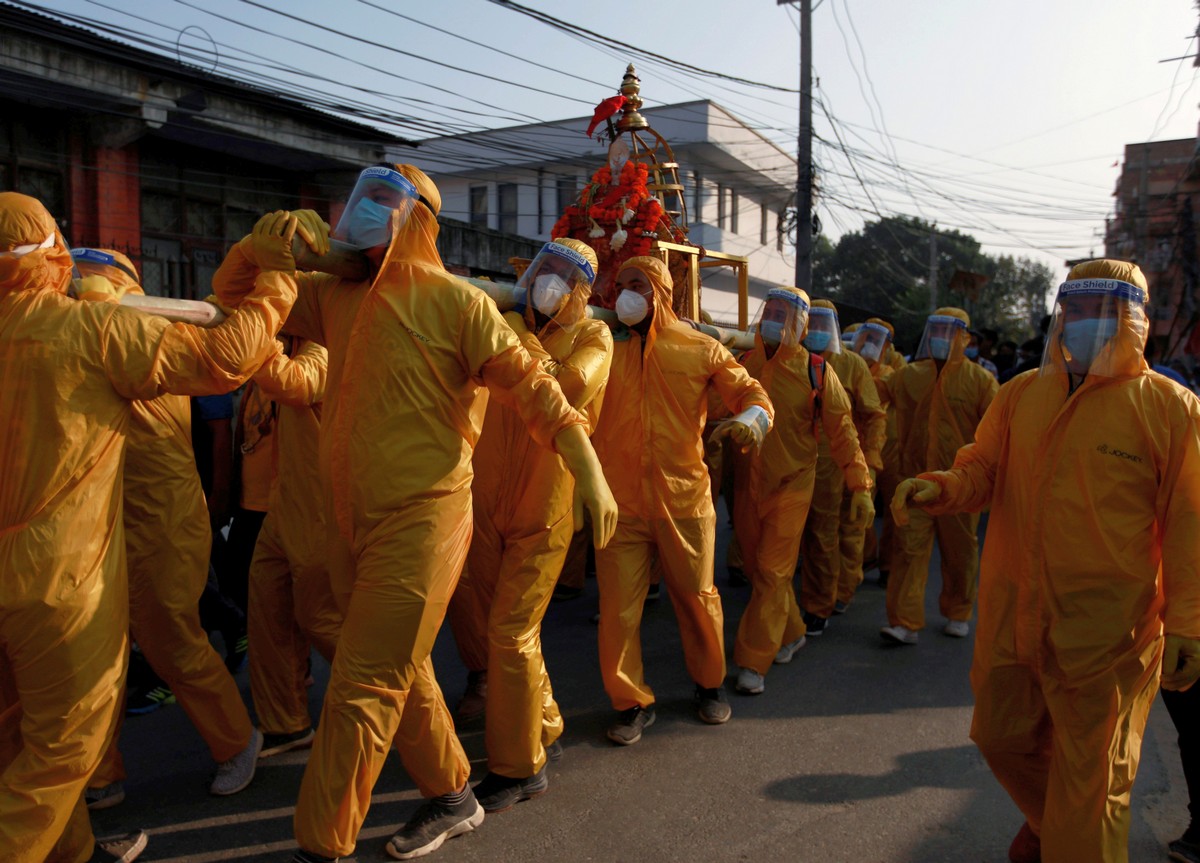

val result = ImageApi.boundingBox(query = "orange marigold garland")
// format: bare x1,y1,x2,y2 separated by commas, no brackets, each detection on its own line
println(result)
551,159,684,306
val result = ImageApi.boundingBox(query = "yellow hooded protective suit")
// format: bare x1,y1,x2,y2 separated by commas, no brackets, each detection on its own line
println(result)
857,317,901,593
0,193,291,863
246,337,341,740
75,251,255,793
590,256,772,710
882,306,996,631
731,289,870,674
909,260,1200,862
213,165,589,859
799,300,885,621
448,238,612,779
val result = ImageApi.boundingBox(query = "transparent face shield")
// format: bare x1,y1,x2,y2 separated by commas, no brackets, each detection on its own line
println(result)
852,322,891,364
914,314,967,361
514,241,596,331
803,307,842,355
753,288,809,351
332,166,420,250
1040,278,1147,378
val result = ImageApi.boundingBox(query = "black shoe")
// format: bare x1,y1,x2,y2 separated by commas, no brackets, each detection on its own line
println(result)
726,566,748,588
386,791,484,860
693,685,732,725
260,727,315,759
832,600,849,615
224,629,248,674
546,739,564,762
551,584,583,602
644,583,661,603
472,767,548,813
606,705,656,745
293,851,349,863
126,685,175,715
1170,834,1200,863
802,611,828,636
91,830,147,863
877,569,889,588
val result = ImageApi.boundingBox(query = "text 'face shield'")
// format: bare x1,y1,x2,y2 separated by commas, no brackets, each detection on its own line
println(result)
333,166,419,250
1041,278,1147,377
515,241,596,330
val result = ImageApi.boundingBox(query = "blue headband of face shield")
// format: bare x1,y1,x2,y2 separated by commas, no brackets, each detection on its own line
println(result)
70,247,138,281
540,242,595,284
765,288,809,313
1056,278,1147,306
859,322,891,341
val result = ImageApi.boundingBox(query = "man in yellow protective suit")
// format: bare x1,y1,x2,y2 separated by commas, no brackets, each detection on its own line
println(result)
880,307,996,645
69,249,263,810
447,238,611,812
893,260,1200,863
590,255,772,745
246,335,341,759
0,193,295,863
729,288,872,696
798,300,884,635
212,164,617,863
852,318,901,593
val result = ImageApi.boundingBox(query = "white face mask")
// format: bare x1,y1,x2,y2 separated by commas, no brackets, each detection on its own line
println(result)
859,342,882,362
615,289,649,326
532,273,569,316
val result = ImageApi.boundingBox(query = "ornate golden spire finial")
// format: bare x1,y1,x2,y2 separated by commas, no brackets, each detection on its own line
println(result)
616,63,648,132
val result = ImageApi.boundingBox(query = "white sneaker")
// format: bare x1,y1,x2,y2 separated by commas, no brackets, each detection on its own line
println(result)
735,666,765,695
943,619,970,638
210,728,263,795
880,625,919,645
773,636,807,665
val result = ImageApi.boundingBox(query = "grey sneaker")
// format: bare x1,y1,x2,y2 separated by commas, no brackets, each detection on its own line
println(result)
880,625,919,645
85,780,125,810
472,767,548,813
943,619,970,638
91,829,147,863
694,685,732,725
773,636,807,665
735,667,765,695
606,706,656,746
546,739,564,762
260,727,315,759
386,791,484,859
210,728,263,795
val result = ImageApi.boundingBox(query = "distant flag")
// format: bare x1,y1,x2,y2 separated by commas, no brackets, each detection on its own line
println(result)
586,95,627,138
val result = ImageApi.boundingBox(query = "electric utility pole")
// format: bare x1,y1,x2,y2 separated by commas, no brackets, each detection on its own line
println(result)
779,0,813,292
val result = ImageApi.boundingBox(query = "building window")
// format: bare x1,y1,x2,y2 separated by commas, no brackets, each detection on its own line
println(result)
730,189,739,234
717,184,727,229
556,174,578,216
497,183,518,234
761,202,769,246
470,185,488,228
0,113,68,227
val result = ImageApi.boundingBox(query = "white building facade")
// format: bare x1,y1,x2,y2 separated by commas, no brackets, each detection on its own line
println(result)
399,100,797,325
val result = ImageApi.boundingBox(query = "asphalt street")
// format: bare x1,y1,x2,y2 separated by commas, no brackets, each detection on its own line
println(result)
92,512,1190,862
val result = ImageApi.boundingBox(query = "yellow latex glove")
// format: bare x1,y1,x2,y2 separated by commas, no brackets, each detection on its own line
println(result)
503,310,529,334
291,209,331,256
76,274,118,302
251,210,299,272
1161,634,1200,691
891,477,941,527
709,404,770,452
554,423,618,549
849,489,875,526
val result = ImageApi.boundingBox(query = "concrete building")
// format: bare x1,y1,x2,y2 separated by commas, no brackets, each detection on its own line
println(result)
407,98,798,325
1105,136,1200,360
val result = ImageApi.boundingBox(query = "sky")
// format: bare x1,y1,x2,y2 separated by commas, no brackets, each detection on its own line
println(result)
20,0,1200,276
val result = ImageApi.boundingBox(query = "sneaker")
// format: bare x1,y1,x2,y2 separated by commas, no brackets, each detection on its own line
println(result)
735,667,765,695
126,685,175,715
291,851,340,863
1008,821,1041,863
880,625,919,646
224,629,249,674
210,728,263,795
606,705,656,746
455,670,487,723
545,739,564,762
91,829,147,863
472,767,548,813
85,781,125,810
386,790,485,860
773,636,807,665
943,619,970,638
802,611,828,636
644,583,661,603
833,600,849,615
694,685,732,725
551,584,582,602
260,727,315,759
